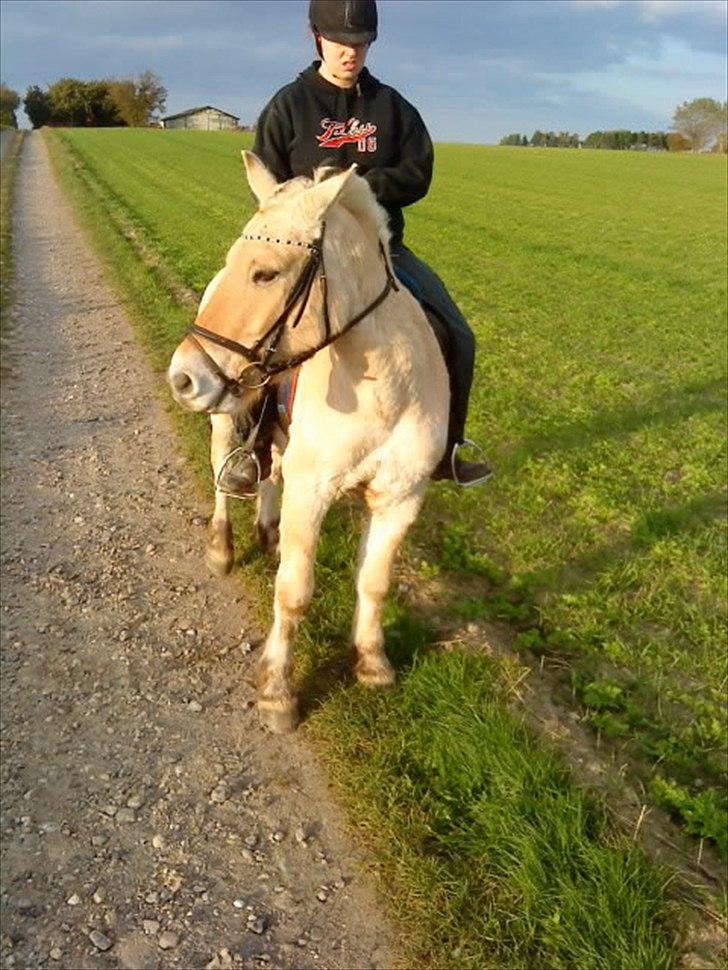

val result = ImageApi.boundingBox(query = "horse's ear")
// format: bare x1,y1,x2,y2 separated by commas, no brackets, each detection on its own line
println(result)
300,164,357,222
242,151,279,205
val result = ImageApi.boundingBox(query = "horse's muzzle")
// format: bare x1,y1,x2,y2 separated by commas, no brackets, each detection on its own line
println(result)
168,343,230,413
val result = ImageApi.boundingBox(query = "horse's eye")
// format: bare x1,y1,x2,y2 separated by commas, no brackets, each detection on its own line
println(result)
252,267,279,285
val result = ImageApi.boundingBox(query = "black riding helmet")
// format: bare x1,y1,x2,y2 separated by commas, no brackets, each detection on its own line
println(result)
309,0,378,45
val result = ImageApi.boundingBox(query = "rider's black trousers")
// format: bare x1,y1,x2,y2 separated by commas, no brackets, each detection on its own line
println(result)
390,244,475,450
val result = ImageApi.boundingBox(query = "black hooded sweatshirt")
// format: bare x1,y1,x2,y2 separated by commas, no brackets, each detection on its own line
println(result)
252,63,434,246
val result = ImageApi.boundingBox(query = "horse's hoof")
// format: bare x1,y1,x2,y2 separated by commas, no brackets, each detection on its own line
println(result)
258,696,299,733
206,522,234,575
354,657,396,688
205,545,234,576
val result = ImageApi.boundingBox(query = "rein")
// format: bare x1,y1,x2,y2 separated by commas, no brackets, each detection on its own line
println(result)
186,221,399,401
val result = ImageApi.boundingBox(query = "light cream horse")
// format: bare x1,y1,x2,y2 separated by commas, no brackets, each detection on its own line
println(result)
168,152,448,732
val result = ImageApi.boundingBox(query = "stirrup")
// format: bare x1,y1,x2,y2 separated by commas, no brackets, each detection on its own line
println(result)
215,446,261,500
451,439,493,488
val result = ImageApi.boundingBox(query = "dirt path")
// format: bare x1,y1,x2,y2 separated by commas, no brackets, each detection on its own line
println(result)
0,132,393,970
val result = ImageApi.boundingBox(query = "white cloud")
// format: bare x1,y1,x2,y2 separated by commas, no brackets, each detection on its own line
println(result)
639,0,726,22
568,1,622,9
93,33,185,52
568,0,726,22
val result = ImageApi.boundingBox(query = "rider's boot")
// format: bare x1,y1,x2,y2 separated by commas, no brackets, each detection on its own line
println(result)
216,396,275,498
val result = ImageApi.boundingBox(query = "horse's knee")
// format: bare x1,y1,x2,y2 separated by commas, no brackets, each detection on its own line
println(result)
275,573,312,617
206,518,234,575
358,575,389,604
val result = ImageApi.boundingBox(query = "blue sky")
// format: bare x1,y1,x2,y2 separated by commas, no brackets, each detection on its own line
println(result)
1,0,726,142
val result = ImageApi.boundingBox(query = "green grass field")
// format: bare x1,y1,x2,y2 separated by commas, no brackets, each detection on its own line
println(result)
47,127,727,967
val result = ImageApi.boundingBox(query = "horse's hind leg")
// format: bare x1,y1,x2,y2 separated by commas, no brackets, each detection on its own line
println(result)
206,413,235,575
255,447,281,556
352,491,424,686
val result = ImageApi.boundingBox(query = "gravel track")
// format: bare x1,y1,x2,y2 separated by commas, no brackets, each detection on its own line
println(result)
0,132,393,970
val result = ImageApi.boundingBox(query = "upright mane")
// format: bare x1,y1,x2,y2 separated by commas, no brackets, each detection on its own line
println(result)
315,166,391,252
259,166,391,254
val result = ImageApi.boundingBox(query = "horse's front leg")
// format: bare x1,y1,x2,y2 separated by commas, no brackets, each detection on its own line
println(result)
352,491,425,686
206,413,236,575
257,477,330,732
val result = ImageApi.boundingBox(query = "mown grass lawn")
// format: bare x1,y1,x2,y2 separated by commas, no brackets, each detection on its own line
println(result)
47,127,727,967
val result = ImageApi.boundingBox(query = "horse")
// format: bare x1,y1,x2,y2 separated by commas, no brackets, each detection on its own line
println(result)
168,152,449,732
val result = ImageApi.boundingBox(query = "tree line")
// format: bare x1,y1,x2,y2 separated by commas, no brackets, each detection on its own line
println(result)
501,130,668,150
1,72,166,129
500,98,727,153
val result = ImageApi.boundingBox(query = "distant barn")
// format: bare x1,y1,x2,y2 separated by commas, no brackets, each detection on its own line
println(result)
161,106,240,131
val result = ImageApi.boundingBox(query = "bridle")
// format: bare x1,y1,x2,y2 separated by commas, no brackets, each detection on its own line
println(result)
185,221,399,407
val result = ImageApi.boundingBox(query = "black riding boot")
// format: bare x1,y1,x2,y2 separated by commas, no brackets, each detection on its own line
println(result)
215,392,276,498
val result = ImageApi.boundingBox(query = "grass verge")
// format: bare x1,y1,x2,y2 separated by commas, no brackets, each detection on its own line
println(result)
45,127,697,967
1,130,25,327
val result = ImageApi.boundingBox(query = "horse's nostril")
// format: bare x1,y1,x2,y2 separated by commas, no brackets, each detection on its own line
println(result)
171,371,193,394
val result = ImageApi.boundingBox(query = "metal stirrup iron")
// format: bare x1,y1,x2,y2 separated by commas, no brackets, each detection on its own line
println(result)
451,439,493,488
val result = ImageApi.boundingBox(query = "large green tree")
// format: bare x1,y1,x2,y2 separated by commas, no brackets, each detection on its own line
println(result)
24,85,52,128
0,84,20,128
107,70,167,126
48,78,120,127
672,98,728,153
136,70,167,123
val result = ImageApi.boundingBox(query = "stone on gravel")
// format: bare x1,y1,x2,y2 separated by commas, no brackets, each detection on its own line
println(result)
66,893,81,906
49,947,62,961
89,930,113,952
115,807,136,824
206,949,234,970
157,930,179,950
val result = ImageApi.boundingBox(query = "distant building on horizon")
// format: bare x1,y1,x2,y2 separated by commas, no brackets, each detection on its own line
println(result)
161,105,240,131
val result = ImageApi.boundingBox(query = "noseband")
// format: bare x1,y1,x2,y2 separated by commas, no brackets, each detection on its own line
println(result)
186,221,399,403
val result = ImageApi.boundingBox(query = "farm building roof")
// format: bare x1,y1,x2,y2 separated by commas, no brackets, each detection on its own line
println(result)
161,105,240,122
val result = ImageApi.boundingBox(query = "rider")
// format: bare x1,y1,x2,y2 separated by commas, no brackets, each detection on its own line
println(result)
241,0,491,487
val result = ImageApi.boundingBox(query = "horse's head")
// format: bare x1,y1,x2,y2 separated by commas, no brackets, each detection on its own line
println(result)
168,152,385,415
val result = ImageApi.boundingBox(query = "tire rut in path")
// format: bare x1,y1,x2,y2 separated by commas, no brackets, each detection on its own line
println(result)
0,132,393,970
